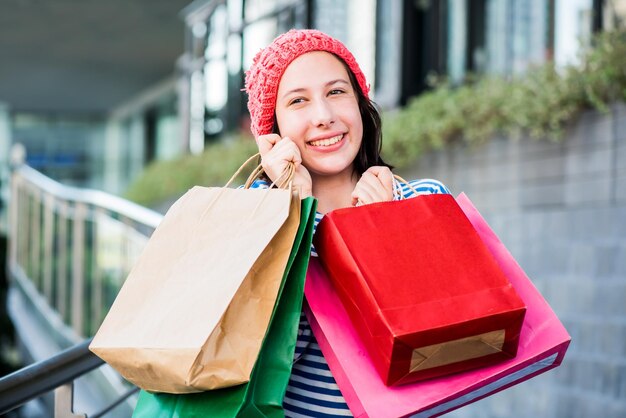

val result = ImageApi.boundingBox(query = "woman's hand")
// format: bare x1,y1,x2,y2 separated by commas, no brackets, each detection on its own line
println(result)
351,166,394,206
256,134,313,198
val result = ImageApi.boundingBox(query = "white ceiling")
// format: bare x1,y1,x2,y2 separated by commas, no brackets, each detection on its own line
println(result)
0,0,193,114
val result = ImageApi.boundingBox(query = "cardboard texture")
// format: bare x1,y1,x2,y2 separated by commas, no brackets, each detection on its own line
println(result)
90,186,300,393
133,197,318,418
314,194,526,385
304,193,570,417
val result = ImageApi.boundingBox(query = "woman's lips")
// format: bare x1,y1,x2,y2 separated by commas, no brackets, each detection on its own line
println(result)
308,133,343,147
307,134,347,153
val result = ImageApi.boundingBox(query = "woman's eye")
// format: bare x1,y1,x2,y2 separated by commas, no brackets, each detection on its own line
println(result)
288,97,305,106
329,89,345,95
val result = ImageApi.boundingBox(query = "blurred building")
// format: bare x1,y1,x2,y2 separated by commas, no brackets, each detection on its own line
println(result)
179,0,610,138
2,0,622,203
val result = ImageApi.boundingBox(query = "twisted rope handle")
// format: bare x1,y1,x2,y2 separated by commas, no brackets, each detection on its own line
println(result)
225,153,295,190
393,174,420,199
224,153,262,188
243,162,264,189
271,162,295,190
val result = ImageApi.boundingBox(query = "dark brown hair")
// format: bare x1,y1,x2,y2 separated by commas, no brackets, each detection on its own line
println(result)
344,63,393,175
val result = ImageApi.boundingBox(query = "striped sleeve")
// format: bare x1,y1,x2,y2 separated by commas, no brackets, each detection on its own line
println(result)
393,177,451,199
244,179,271,189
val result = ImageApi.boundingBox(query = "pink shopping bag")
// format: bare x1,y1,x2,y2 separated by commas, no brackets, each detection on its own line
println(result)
304,193,570,418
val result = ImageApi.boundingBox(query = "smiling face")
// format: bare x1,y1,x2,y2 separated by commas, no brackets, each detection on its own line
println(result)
275,51,363,181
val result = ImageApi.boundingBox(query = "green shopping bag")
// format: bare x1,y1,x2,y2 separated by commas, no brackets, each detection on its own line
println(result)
133,197,317,418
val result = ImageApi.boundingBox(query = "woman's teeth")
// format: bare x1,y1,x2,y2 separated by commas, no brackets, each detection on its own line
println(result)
309,134,343,147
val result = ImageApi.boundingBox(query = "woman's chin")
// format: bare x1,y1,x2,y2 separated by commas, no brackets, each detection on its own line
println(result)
307,161,355,179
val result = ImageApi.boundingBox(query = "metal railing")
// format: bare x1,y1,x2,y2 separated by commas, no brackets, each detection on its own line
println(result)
0,339,139,417
0,337,140,417
4,144,164,416
9,145,162,338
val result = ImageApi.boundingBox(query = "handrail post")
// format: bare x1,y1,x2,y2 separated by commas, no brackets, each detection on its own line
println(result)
56,200,68,319
54,383,86,418
43,192,55,303
91,208,104,334
30,185,42,289
71,202,87,336
10,144,25,277
21,183,30,275
8,169,20,279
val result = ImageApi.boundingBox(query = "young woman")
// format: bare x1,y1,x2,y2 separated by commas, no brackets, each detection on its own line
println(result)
245,29,449,417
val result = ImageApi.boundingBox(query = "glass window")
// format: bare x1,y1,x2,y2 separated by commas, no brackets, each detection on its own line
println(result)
447,0,468,84
154,98,180,161
554,0,593,67
374,0,402,108
244,0,279,22
242,18,278,70
485,0,551,76
204,5,228,113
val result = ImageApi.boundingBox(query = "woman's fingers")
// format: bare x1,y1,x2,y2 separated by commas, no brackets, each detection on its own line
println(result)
351,166,394,206
366,166,394,195
256,135,302,183
293,165,313,198
265,139,302,169
255,134,281,156
351,172,381,205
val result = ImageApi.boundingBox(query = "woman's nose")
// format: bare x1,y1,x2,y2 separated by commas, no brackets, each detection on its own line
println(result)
310,99,335,127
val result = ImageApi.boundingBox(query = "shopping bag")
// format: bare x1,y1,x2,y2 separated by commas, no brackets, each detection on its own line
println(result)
314,194,526,386
132,197,317,418
90,159,301,393
304,193,570,418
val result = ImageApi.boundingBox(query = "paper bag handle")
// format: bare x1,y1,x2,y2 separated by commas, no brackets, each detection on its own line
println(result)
393,174,420,199
243,157,295,190
224,153,295,190
224,153,261,188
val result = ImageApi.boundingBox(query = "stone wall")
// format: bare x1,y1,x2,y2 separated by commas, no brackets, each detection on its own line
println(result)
401,102,626,418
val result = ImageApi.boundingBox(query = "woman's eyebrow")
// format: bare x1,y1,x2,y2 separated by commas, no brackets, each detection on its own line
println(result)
280,87,307,100
280,79,351,100
326,79,350,87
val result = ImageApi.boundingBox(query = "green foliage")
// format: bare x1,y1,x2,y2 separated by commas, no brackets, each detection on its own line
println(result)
499,64,584,141
124,133,258,207
382,29,626,167
574,29,626,110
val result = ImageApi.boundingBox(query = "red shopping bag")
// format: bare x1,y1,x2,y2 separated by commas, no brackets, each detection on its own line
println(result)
304,193,570,417
314,194,526,386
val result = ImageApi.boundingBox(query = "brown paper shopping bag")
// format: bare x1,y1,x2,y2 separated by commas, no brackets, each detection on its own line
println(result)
90,157,301,394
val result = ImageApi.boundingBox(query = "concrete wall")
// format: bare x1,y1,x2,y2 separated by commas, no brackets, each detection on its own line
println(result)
401,102,626,417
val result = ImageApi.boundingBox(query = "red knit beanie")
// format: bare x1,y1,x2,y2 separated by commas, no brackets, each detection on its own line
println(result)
245,29,370,138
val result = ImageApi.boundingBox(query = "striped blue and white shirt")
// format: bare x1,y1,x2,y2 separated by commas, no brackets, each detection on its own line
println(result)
249,177,450,417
